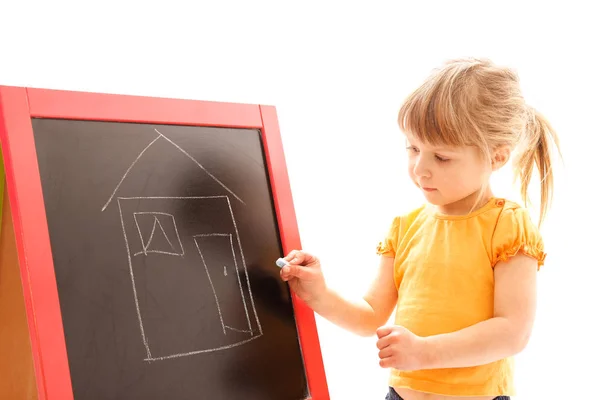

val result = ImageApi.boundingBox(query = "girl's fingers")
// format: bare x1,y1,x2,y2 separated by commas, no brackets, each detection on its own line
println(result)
280,264,310,280
284,250,317,266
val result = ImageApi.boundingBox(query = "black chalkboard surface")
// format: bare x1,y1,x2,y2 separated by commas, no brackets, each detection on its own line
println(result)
32,118,308,400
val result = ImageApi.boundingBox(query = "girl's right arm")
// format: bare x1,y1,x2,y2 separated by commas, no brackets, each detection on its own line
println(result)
280,250,398,337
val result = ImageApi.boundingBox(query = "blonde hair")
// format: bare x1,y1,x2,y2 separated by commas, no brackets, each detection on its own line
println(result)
398,57,561,226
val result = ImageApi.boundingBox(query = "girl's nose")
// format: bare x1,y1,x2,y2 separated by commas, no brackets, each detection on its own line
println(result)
413,155,432,178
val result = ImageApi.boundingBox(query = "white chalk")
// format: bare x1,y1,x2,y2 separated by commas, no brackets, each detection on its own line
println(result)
275,258,289,268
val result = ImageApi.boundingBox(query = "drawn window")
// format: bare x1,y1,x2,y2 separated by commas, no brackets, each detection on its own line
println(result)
133,212,184,256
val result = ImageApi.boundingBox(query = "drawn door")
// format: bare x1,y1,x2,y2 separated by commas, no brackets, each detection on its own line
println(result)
193,234,253,336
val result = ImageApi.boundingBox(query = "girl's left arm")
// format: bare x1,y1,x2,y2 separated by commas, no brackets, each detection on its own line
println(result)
421,252,538,369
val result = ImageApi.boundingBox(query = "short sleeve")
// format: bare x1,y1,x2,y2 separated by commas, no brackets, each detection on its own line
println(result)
491,206,546,270
376,216,401,258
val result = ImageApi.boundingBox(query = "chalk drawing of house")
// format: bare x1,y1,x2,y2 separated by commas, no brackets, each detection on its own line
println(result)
101,128,262,362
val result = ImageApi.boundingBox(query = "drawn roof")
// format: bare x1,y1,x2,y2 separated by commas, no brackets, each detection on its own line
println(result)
101,128,244,212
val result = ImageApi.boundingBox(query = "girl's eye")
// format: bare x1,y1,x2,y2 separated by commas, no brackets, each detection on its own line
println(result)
406,145,449,162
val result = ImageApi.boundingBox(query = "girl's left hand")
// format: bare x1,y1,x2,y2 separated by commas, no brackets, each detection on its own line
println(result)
375,325,429,371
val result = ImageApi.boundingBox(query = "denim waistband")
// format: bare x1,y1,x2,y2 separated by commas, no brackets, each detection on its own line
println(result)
385,387,510,400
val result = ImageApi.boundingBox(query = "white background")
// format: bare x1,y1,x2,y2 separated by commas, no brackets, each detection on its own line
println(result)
1,1,598,399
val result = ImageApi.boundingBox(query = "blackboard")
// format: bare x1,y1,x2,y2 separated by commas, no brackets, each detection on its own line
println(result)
31,118,308,400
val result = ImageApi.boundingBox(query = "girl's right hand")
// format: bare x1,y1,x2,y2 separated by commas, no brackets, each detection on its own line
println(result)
279,250,327,307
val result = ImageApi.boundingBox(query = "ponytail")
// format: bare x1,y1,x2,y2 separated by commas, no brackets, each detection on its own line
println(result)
514,106,561,226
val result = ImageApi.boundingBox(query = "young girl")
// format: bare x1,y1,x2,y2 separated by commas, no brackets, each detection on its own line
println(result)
279,58,560,400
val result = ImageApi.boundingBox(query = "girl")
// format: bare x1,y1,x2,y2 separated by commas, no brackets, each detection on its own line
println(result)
279,58,560,400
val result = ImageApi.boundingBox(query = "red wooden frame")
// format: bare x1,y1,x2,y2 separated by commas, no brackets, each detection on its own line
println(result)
0,86,329,400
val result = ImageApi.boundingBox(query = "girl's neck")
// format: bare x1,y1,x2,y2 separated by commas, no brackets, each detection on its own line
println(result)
435,187,495,216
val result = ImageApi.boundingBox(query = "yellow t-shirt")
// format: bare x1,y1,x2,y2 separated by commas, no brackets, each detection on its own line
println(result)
376,197,546,397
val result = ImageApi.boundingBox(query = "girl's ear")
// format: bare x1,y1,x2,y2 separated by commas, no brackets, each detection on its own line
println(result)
491,145,511,171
